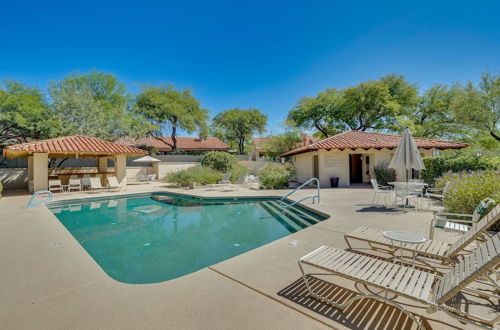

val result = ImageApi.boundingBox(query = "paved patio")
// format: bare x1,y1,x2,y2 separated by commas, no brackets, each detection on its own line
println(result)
0,184,494,329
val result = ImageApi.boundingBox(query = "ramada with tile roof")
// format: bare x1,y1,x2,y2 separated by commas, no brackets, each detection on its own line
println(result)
3,135,147,159
281,130,468,188
117,136,230,153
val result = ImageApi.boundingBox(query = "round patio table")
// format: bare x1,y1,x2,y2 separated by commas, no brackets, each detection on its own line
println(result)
383,231,427,266
388,182,428,208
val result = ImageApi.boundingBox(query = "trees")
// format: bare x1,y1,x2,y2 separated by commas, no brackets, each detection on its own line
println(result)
452,72,500,142
135,84,209,151
262,130,302,159
50,71,150,140
287,75,418,138
398,84,462,139
212,108,267,154
0,80,59,146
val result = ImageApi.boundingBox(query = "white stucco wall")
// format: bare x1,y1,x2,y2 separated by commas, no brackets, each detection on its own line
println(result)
292,148,436,187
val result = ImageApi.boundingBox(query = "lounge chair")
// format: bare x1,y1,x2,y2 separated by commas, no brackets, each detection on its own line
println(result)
208,172,232,190
68,178,82,192
48,179,63,193
89,177,107,192
220,174,248,191
106,176,122,191
344,205,500,267
298,232,500,329
430,198,496,239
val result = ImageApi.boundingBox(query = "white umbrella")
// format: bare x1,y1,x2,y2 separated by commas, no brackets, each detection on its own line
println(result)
133,156,161,163
388,128,425,181
133,156,161,176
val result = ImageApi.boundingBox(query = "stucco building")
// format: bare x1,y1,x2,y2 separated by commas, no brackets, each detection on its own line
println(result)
281,130,468,187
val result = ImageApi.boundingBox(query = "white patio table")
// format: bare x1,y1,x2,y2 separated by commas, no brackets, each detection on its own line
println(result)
389,182,428,209
383,230,427,266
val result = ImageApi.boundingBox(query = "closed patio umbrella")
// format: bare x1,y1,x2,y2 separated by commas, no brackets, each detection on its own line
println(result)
388,128,425,181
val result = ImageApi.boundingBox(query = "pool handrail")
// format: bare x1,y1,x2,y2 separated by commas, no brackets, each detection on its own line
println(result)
27,190,54,209
279,178,320,208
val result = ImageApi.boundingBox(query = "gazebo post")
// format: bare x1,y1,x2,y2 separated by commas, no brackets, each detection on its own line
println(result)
152,161,159,180
32,153,48,192
98,157,108,173
115,154,127,188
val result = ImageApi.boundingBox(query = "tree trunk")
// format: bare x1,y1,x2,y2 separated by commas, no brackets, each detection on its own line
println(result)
171,126,177,151
490,130,500,142
238,137,245,154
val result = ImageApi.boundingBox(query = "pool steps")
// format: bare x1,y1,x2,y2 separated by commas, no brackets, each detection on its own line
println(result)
260,201,322,233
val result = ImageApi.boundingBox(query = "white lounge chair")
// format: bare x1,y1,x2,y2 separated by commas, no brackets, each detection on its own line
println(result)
139,174,156,183
220,174,248,191
209,172,232,190
89,177,107,192
430,198,496,238
298,232,500,330
370,179,392,205
48,179,62,193
68,178,82,192
106,176,122,191
344,205,500,268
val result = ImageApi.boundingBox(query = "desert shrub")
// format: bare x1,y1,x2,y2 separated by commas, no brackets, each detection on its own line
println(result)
421,150,499,185
229,163,249,182
373,162,396,186
0,182,3,196
201,151,236,172
165,166,222,186
436,170,499,227
259,163,293,189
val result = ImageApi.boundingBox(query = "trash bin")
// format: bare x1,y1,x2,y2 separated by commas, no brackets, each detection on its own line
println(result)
330,177,339,188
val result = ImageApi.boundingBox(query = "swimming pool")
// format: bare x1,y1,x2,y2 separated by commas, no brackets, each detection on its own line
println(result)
48,193,328,284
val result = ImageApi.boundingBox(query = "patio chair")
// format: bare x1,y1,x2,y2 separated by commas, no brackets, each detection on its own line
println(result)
298,232,500,330
139,173,156,183
48,179,62,193
88,177,107,192
393,182,419,211
68,177,82,192
344,204,500,267
106,176,122,191
370,179,392,205
220,174,248,191
430,198,496,239
425,181,450,209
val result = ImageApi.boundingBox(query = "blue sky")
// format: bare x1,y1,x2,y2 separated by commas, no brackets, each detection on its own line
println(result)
1,0,499,135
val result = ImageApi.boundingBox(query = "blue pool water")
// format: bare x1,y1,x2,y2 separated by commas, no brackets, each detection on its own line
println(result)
48,193,327,284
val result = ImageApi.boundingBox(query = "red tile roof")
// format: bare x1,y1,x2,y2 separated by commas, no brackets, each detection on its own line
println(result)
281,130,469,157
117,136,230,152
3,135,147,158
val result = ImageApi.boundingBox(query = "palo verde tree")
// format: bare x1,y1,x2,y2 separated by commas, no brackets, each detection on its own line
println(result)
0,80,59,146
262,130,302,159
135,84,209,151
452,72,500,142
49,71,150,140
212,108,267,154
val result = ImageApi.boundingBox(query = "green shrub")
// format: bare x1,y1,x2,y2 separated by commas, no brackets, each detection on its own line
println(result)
421,150,500,185
230,163,249,182
201,151,236,172
259,164,293,189
436,170,499,224
0,182,3,196
373,162,396,186
165,166,222,186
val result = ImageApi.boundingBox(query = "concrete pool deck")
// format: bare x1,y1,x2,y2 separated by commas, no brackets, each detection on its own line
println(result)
0,184,496,329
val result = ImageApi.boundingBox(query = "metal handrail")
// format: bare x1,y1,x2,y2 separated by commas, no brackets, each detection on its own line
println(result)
27,190,54,209
279,178,320,208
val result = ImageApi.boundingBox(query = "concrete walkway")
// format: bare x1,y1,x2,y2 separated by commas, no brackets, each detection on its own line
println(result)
0,184,493,329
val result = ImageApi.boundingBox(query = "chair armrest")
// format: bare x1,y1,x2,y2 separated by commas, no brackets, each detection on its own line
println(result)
426,187,443,192
434,212,473,219
378,185,393,190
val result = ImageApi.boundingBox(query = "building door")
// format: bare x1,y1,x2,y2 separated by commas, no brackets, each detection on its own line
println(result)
313,155,319,179
349,154,363,183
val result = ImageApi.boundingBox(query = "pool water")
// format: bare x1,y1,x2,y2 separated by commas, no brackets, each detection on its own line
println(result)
48,193,327,284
